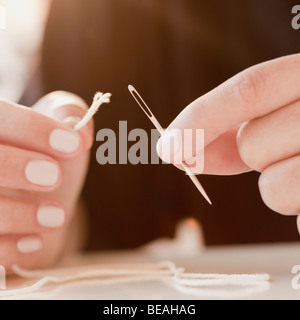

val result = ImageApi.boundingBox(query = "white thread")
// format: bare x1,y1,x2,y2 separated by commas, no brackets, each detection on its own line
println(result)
173,282,270,299
0,261,270,298
74,92,112,131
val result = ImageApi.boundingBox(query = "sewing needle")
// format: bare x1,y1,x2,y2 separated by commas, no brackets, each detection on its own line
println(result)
128,85,212,205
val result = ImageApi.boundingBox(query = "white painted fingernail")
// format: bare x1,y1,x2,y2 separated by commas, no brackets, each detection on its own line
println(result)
62,116,82,125
156,129,182,163
17,237,42,254
37,206,65,228
49,129,80,153
25,161,59,187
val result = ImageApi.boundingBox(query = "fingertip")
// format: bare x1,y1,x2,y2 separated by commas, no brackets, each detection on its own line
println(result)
37,205,66,229
156,129,183,164
64,117,94,151
24,159,62,191
297,215,300,236
78,126,94,151
16,235,43,254
156,136,171,164
32,91,88,115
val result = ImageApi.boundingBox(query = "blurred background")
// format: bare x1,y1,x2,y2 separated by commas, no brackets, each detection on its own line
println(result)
0,0,50,101
1,0,300,251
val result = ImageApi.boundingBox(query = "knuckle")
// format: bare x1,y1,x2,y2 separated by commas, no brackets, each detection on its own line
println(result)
0,199,22,233
258,172,281,213
237,122,262,171
231,68,267,115
0,150,12,187
0,244,11,263
258,171,292,215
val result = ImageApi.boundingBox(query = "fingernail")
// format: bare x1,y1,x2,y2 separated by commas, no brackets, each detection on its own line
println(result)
156,129,182,163
25,160,59,187
37,206,65,228
49,129,80,153
62,116,82,125
17,237,42,254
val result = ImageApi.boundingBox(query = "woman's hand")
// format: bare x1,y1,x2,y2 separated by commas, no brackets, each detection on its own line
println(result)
157,54,300,233
0,91,93,273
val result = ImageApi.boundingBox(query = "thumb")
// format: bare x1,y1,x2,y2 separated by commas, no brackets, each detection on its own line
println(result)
32,91,94,151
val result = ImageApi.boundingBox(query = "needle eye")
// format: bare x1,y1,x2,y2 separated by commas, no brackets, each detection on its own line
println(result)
128,85,153,118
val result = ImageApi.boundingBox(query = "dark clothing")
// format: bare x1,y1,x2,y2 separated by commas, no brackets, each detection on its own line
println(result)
39,0,300,250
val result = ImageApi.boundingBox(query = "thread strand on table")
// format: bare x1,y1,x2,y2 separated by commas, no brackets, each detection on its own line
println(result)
0,261,270,298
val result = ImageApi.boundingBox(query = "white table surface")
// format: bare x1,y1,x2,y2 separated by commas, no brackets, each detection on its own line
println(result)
3,242,300,300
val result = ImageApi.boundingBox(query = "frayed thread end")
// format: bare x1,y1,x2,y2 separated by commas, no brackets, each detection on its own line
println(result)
93,92,112,104
74,92,112,131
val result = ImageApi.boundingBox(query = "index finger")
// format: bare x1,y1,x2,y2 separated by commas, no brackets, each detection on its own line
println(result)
157,54,300,164
0,98,84,160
